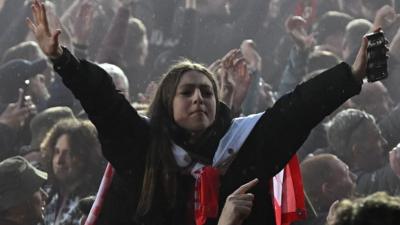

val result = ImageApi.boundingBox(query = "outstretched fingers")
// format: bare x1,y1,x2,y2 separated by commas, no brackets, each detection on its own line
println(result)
31,0,40,25
26,17,37,33
40,1,51,34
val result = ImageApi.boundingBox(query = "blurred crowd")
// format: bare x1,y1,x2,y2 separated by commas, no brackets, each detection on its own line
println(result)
2,0,400,225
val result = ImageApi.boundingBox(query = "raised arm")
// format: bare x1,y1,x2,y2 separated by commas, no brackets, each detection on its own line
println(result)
248,36,370,179
26,0,149,173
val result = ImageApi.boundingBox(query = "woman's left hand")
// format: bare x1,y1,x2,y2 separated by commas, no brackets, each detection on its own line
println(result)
351,35,368,82
218,178,258,225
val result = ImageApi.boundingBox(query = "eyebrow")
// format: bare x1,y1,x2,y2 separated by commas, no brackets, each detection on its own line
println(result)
177,84,213,89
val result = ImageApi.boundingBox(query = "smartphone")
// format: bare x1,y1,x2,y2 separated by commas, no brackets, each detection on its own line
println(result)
365,30,388,82
19,79,30,107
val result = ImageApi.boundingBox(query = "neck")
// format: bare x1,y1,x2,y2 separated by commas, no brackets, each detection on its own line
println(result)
59,179,81,197
189,131,205,144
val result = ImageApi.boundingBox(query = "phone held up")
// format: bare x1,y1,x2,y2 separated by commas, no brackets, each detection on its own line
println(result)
365,30,389,82
19,79,30,108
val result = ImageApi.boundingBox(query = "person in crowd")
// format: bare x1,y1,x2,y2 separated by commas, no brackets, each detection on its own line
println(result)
327,192,400,225
208,45,274,117
254,0,298,88
0,156,47,225
0,89,35,161
0,58,50,150
341,19,372,64
378,5,400,103
20,106,76,169
326,108,400,195
2,41,47,64
313,11,353,58
98,63,131,102
27,0,380,224
295,154,356,225
96,6,149,99
276,15,343,160
361,0,395,21
337,0,363,18
0,58,49,109
0,0,31,57
350,81,400,149
40,119,105,225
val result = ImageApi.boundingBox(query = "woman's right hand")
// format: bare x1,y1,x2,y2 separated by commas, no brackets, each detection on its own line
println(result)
26,0,63,59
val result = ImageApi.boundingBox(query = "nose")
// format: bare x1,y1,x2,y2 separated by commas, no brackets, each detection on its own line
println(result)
192,88,204,104
56,152,67,165
40,188,48,202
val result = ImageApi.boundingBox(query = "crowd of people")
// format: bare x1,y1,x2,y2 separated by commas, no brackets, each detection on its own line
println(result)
1,0,400,225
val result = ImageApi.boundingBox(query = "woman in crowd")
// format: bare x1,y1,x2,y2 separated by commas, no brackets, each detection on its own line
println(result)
27,0,374,224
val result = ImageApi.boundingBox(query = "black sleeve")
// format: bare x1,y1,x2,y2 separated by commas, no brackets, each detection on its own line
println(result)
52,47,150,173
247,62,362,178
356,164,400,196
0,123,17,161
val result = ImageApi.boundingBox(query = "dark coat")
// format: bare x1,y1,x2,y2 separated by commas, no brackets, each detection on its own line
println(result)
52,48,361,225
355,164,400,196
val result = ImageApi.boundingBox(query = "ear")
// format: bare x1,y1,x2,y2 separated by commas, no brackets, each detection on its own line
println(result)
351,143,360,162
322,182,332,196
37,74,46,83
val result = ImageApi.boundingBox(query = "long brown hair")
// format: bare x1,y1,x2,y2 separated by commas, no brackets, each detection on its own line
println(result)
40,119,104,197
136,59,219,217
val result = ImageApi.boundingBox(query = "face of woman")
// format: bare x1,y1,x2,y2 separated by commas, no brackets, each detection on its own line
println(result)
172,71,216,136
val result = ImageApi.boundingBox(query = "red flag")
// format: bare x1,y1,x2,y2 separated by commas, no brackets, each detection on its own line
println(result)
85,163,115,225
272,155,307,225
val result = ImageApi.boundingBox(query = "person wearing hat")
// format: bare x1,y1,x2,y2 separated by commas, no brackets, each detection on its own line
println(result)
0,58,50,111
0,156,47,225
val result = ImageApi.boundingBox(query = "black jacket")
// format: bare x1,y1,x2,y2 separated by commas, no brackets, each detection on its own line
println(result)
52,47,361,225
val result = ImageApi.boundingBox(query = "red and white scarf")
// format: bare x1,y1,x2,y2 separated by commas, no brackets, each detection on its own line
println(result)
85,113,306,225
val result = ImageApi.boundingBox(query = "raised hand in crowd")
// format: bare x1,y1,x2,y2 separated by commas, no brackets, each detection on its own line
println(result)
44,1,72,48
137,81,158,104
221,49,251,115
71,1,95,45
326,200,340,225
351,32,369,82
240,39,261,72
208,58,233,107
0,89,36,130
218,178,258,225
185,0,197,10
285,15,316,50
372,5,400,31
26,0,63,59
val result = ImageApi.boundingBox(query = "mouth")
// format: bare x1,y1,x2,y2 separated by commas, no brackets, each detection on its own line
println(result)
55,167,68,173
190,110,207,116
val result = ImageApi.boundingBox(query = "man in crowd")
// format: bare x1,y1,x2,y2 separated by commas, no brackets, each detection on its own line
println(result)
326,109,400,195
295,154,356,225
0,156,47,225
40,119,104,225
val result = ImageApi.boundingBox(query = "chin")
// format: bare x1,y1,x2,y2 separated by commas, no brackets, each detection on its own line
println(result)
188,124,210,134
